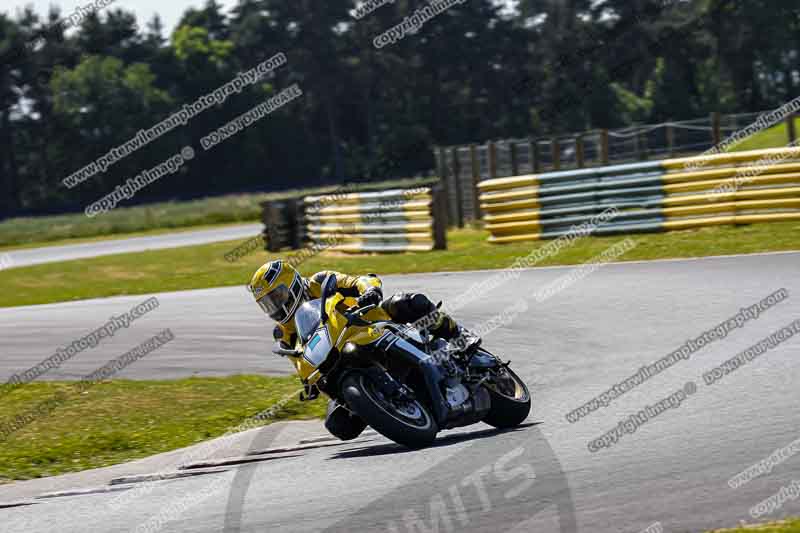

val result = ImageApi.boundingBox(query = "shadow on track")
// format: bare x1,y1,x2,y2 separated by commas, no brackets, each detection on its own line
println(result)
327,422,542,459
320,419,577,533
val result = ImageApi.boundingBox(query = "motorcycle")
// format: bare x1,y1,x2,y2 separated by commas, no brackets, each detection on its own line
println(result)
272,274,531,448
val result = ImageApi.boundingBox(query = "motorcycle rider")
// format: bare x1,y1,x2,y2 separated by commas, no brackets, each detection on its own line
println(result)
248,260,474,440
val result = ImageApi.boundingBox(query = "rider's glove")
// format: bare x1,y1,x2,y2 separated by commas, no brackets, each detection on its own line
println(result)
356,287,383,308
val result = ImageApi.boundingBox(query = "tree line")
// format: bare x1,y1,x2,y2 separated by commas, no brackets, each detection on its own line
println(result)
0,0,797,217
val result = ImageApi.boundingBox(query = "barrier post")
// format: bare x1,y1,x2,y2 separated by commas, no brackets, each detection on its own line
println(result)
787,113,797,144
451,146,464,227
510,142,519,176
666,122,675,157
470,144,482,220
438,147,457,228
636,130,648,161
436,147,446,181
575,135,585,168
432,186,448,250
530,138,541,173
488,141,498,179
600,129,609,165
551,139,561,170
711,112,722,146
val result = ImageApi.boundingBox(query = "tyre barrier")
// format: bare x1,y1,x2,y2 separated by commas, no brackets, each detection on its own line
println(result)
261,198,303,251
478,147,800,243
302,187,448,252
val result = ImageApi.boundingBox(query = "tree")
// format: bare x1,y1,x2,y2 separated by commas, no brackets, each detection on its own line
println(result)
1,0,798,216
51,55,172,198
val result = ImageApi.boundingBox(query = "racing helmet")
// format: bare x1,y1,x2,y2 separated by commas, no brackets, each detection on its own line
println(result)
249,260,307,324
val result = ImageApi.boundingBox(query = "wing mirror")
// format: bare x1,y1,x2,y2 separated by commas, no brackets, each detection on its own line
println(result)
319,273,337,323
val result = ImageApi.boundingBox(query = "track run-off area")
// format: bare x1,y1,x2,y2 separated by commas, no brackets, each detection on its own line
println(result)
1,251,798,532
2,223,263,269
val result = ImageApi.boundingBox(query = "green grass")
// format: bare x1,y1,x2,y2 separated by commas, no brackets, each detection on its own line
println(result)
708,519,800,532
0,176,433,249
729,116,800,152
0,221,260,253
0,376,325,482
1,222,799,308
0,194,266,249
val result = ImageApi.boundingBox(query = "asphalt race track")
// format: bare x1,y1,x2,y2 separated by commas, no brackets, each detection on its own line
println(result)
3,223,263,269
1,252,799,532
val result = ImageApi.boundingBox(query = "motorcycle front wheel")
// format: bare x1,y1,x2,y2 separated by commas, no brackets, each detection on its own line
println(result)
341,371,438,449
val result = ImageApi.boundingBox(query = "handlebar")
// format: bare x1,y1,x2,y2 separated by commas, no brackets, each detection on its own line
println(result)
272,345,302,357
344,303,377,326
350,303,377,316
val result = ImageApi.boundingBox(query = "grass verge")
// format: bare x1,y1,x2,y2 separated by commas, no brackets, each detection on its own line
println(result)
0,194,266,250
729,116,800,152
0,376,325,482
0,220,260,253
1,222,799,308
0,177,432,249
708,519,800,532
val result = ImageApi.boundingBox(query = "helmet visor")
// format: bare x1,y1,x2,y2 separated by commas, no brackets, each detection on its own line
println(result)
258,284,291,322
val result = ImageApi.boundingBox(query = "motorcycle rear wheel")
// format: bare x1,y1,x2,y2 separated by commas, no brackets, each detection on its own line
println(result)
341,371,438,449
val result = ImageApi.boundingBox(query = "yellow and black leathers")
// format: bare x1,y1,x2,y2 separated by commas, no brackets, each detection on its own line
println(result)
381,292,459,339
249,261,460,350
275,271,459,347
271,269,383,347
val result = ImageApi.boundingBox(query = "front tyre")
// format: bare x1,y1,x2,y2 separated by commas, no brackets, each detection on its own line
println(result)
341,371,438,449
483,366,531,429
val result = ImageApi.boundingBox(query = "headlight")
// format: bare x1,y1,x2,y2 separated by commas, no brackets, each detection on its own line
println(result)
303,327,333,368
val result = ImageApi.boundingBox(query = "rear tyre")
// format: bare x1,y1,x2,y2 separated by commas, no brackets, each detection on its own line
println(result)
341,371,438,448
483,367,531,429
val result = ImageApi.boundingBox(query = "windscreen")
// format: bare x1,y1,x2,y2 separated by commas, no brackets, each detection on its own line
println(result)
295,300,322,342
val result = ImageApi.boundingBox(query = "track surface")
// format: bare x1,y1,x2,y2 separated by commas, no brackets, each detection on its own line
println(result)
3,223,262,269
2,252,799,532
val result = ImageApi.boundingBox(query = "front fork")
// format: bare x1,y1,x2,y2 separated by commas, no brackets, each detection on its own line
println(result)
375,333,451,425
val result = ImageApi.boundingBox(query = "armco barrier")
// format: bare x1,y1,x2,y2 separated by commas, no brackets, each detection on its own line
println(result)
478,147,800,243
302,186,447,252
